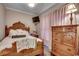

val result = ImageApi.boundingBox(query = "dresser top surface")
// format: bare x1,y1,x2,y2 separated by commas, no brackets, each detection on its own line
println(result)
51,25,78,28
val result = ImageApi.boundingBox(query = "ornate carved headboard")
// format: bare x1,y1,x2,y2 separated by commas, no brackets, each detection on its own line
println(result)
5,21,30,37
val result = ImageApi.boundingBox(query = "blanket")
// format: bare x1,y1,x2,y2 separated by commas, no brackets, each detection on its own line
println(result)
0,36,37,53
16,36,37,52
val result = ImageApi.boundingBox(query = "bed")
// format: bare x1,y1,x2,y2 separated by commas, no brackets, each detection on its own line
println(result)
0,22,43,56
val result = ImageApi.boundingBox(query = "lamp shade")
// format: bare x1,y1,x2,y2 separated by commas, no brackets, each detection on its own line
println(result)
66,4,77,14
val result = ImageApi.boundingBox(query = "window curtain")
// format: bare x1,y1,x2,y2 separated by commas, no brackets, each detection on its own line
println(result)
40,11,52,50
39,5,69,50
51,5,68,26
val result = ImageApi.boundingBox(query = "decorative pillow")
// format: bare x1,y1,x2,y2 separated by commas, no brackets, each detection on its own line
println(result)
16,29,24,35
12,35,26,38
23,30,30,36
16,29,30,36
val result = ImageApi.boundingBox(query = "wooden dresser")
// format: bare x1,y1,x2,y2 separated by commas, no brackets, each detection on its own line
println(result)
51,25,79,56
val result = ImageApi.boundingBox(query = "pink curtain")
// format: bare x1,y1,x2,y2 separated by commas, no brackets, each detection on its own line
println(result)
51,5,72,26
40,11,51,47
39,5,68,48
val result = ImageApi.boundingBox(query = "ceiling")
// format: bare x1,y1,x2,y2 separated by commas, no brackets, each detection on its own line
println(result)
3,3,56,16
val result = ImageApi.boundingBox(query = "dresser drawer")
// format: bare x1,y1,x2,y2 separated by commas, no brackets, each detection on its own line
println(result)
52,43,75,55
59,50,75,56
59,44,75,55
53,27,63,32
53,32,63,43
53,37,61,43
52,48,75,56
52,47,73,56
63,26,76,32
52,42,61,51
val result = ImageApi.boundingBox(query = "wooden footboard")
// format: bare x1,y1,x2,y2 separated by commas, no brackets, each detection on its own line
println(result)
0,42,43,56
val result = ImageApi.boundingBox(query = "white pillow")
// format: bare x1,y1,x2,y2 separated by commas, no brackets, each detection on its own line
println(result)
16,29,23,35
16,29,23,32
9,29,17,37
16,29,29,36
23,30,29,36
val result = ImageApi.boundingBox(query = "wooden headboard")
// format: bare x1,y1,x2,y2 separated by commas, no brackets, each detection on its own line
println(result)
5,21,30,37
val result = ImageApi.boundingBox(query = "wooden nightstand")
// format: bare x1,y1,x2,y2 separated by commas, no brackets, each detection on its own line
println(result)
31,33,39,38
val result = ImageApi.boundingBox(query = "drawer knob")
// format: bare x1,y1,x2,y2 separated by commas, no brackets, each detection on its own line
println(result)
54,44,56,46
67,48,71,51
55,39,58,40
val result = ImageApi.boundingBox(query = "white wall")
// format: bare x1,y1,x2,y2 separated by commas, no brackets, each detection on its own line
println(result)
0,4,5,40
5,9,36,33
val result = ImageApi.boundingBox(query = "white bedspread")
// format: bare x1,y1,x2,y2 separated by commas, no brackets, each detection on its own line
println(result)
0,37,13,51
16,36,37,52
0,36,42,52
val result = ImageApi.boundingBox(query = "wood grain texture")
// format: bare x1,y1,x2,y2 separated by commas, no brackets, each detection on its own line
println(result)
51,25,78,56
0,42,43,56
5,21,30,37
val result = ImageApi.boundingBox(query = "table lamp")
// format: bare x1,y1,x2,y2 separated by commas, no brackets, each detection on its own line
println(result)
66,4,77,25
